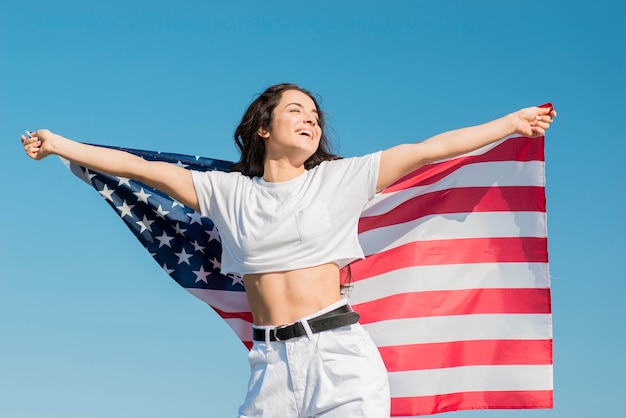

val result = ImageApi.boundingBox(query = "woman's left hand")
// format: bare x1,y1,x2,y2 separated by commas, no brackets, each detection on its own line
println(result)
514,105,557,138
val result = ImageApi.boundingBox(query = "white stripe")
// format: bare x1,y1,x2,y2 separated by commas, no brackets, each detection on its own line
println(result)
185,288,250,313
224,317,253,341
388,364,553,397
359,211,546,255
415,135,518,163
347,262,549,304
364,160,545,216
363,314,553,346
441,135,527,160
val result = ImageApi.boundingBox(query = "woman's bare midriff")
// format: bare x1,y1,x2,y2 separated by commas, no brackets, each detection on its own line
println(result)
243,263,344,326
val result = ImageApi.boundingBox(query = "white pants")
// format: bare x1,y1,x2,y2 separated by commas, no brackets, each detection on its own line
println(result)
238,302,390,418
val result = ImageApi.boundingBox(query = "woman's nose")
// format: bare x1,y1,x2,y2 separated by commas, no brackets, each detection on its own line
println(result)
304,113,317,126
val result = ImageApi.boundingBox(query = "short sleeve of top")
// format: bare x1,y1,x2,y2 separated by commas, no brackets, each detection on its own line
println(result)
191,151,381,276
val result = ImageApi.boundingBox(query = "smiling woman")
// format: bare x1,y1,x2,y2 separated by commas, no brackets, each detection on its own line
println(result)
230,84,340,178
259,90,323,174
21,82,555,418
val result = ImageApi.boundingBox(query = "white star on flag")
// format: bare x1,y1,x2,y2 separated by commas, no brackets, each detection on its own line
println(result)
136,215,155,233
116,200,135,218
188,211,203,225
98,184,115,201
175,248,193,265
230,274,244,286
117,177,132,188
193,266,211,284
155,205,170,219
209,256,221,270
174,222,188,235
134,188,151,204
161,263,174,275
206,227,220,243
191,240,205,253
155,231,174,248
84,168,97,182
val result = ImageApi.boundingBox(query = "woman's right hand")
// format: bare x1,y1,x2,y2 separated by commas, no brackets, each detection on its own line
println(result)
21,129,56,160
20,129,201,211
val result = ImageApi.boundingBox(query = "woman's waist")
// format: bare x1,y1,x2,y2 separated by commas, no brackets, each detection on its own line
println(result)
244,263,343,326
251,299,359,342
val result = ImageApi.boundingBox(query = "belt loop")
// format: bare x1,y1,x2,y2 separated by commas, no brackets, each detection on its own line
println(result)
265,328,272,349
301,319,314,340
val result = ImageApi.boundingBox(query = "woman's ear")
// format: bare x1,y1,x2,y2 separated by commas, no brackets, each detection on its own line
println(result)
258,127,270,139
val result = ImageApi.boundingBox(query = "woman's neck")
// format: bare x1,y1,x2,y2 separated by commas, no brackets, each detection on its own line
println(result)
262,159,306,183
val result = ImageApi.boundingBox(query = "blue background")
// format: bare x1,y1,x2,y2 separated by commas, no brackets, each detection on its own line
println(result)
1,1,624,417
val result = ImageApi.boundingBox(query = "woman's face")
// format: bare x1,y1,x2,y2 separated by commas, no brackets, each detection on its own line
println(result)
260,89,322,165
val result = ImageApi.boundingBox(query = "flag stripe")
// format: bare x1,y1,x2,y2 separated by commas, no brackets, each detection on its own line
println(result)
223,317,254,343
353,288,551,321
359,212,546,256
186,288,249,314
346,262,549,304
385,136,544,192
362,314,553,346
388,364,553,397
351,237,548,279
391,390,553,416
359,186,545,233
212,306,254,322
362,161,545,217
379,339,553,371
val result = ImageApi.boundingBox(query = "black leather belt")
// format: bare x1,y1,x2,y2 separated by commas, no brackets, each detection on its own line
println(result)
252,305,360,342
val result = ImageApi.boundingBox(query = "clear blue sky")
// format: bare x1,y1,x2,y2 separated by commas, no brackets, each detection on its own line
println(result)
1,1,624,417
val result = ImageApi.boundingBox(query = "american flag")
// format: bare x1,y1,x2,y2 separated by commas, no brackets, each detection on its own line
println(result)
63,134,553,416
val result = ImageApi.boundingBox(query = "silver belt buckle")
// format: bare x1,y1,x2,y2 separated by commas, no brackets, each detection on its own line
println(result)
273,323,291,342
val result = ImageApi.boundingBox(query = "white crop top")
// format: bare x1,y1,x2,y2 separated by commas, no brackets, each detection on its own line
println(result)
191,151,381,275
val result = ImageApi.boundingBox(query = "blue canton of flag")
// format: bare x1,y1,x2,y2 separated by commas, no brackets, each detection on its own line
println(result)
63,146,245,295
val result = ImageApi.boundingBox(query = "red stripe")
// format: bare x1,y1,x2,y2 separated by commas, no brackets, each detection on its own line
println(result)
385,136,544,192
353,288,552,322
348,237,548,280
359,186,546,233
379,340,553,372
391,390,553,416
212,307,253,323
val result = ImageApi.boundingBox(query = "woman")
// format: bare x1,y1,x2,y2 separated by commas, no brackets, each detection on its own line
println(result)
22,83,556,417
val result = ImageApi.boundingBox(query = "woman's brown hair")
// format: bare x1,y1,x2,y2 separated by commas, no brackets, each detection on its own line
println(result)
230,83,340,177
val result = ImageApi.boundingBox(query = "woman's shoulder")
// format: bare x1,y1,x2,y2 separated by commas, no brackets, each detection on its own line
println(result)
194,168,246,178
192,168,254,187
315,151,382,172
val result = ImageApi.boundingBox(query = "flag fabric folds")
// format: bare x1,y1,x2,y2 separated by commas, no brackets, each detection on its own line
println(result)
63,134,553,416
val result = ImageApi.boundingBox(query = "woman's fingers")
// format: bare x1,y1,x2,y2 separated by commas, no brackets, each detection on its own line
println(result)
531,117,551,128
530,107,556,133
22,134,42,158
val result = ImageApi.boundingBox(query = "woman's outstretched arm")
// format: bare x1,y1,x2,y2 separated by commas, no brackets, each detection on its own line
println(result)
21,129,200,211
376,105,556,192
